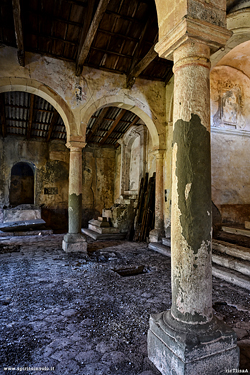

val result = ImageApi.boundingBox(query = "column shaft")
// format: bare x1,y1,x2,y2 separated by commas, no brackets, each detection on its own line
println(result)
68,147,83,234
171,40,212,324
155,151,164,232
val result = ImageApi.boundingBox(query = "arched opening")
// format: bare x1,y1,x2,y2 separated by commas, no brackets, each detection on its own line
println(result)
9,162,34,206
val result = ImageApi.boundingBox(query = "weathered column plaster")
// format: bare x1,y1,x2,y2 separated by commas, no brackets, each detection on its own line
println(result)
148,3,239,370
62,140,87,253
171,41,212,324
149,150,164,242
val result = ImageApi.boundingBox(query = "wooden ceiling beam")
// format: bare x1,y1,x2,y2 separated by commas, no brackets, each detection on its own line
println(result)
126,44,157,89
86,107,110,142
12,0,25,66
0,94,7,138
46,111,60,142
27,94,35,140
76,0,111,76
99,109,126,145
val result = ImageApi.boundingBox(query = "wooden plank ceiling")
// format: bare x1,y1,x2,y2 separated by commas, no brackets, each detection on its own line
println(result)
0,91,142,147
0,0,173,84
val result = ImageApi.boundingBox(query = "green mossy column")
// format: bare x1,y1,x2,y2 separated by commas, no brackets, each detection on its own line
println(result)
171,41,213,324
62,142,87,253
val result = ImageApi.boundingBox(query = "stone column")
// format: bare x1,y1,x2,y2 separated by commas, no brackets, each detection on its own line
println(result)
62,141,87,253
149,150,164,242
148,37,239,375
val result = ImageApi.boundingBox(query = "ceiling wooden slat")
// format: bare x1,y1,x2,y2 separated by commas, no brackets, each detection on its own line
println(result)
99,109,126,145
27,94,35,139
76,0,111,76
46,111,60,142
12,0,25,66
86,107,110,142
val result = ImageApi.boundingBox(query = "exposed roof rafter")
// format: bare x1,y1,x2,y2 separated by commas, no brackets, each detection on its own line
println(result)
27,94,35,139
76,0,111,76
126,44,157,89
86,107,110,142
46,111,60,142
99,109,126,145
12,0,25,66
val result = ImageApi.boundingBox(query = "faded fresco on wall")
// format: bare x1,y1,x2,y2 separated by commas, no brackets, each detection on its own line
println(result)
212,85,245,130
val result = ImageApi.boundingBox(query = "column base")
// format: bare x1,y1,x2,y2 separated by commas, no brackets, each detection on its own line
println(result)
148,310,239,375
149,229,164,243
62,233,87,253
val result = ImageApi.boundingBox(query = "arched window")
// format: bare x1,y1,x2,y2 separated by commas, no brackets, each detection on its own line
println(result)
9,162,34,206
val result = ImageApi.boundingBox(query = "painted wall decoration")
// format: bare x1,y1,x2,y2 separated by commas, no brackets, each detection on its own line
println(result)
212,85,245,130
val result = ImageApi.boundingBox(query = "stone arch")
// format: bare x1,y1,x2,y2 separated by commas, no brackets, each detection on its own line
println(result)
80,95,161,149
0,77,76,138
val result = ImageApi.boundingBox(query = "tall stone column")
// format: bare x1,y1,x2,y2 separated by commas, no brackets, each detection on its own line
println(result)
62,141,87,253
149,150,164,242
148,19,239,375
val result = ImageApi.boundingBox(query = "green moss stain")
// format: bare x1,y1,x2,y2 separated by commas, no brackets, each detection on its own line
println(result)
173,113,211,254
68,193,82,233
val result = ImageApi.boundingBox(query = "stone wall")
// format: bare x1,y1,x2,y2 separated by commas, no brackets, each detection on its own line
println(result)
82,146,116,227
0,137,69,230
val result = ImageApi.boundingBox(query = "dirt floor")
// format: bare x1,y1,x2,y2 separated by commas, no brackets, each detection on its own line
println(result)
0,237,250,375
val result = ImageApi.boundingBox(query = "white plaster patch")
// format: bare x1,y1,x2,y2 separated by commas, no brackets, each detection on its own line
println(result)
207,211,210,216
185,183,192,200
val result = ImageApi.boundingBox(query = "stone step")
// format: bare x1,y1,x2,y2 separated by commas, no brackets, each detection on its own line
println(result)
88,219,110,228
148,242,171,257
88,224,120,234
162,237,171,247
212,265,250,290
213,239,250,262
222,226,250,238
148,240,250,290
212,253,250,277
81,228,126,240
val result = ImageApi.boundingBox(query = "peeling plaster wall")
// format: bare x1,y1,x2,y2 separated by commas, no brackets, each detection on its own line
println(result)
82,146,116,227
114,148,121,202
211,64,250,224
0,137,69,229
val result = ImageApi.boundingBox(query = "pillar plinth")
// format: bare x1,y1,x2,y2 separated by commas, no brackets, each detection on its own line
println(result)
149,150,164,242
148,40,239,374
62,142,87,253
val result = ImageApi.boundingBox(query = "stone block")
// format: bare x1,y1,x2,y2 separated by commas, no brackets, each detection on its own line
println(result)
245,221,250,229
3,205,41,223
0,219,46,232
148,310,239,375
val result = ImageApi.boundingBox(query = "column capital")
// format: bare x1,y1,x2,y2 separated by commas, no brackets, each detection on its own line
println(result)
65,136,87,152
155,17,232,61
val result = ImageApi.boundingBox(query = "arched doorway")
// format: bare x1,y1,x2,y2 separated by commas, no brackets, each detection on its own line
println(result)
9,162,34,206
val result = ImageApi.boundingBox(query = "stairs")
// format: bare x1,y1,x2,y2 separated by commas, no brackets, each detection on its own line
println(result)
82,217,127,240
148,226,250,290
